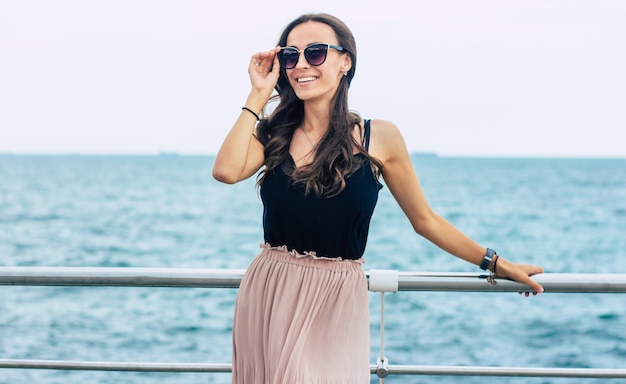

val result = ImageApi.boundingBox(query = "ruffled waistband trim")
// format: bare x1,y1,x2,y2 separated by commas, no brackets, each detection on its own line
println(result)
260,243,365,264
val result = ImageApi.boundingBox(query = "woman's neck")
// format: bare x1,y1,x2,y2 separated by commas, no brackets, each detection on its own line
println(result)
301,102,330,135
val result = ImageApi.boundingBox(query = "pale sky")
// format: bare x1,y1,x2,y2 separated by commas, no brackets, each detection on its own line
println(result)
1,0,625,157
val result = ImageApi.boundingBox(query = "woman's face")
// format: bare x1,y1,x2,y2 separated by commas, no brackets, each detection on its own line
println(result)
284,21,351,104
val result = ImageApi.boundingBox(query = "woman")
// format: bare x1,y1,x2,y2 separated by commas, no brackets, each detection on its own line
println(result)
213,13,544,384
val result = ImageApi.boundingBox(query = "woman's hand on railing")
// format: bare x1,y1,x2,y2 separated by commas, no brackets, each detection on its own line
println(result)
496,258,544,296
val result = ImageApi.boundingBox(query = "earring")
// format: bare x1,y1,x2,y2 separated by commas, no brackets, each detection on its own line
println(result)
343,70,348,76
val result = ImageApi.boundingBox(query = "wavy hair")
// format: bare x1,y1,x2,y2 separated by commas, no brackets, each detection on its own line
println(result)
256,13,383,197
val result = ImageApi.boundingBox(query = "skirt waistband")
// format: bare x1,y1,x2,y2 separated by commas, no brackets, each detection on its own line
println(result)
259,243,365,270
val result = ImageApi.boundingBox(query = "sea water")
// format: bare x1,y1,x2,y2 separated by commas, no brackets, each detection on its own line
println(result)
0,155,625,384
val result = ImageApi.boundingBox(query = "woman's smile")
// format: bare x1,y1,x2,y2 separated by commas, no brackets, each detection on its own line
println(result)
296,76,318,84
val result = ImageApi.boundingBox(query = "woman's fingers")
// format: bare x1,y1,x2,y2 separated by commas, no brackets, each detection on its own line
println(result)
248,48,281,92
250,47,281,74
498,259,544,296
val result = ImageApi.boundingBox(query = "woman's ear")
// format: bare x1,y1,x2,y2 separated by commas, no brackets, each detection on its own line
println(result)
342,54,352,73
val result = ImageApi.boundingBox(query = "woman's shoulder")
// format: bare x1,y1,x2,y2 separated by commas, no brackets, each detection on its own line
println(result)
366,119,408,163
367,118,399,132
368,119,405,145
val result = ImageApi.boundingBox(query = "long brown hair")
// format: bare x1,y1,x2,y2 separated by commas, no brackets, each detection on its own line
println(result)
256,13,383,197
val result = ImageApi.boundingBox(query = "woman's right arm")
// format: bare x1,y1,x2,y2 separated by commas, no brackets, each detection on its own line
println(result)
212,48,281,184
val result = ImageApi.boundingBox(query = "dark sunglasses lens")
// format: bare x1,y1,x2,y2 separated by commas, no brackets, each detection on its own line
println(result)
304,44,328,66
279,49,299,69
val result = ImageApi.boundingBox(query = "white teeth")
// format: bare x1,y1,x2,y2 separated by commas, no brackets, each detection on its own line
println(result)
297,76,317,83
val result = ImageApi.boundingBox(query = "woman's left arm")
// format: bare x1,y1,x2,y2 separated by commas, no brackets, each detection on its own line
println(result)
369,119,544,295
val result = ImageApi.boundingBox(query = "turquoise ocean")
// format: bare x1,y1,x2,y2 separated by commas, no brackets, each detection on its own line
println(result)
1,155,625,384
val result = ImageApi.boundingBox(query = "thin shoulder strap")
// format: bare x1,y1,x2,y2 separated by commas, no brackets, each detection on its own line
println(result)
364,119,371,151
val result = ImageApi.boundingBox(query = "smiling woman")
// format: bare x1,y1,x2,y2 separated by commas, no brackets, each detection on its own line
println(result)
212,12,544,384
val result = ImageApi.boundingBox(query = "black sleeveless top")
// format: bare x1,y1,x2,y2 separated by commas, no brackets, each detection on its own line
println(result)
260,120,383,260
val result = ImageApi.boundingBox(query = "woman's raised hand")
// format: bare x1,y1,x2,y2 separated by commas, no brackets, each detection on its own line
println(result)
248,47,281,99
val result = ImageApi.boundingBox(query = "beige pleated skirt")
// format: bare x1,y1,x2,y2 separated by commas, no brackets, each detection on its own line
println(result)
232,244,370,384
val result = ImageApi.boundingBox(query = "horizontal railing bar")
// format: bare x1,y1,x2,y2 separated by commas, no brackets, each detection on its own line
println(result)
397,272,626,293
1,267,626,292
389,365,626,378
0,360,625,378
0,359,230,372
0,267,244,288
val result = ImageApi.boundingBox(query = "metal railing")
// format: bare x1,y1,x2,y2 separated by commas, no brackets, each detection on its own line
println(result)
1,267,626,379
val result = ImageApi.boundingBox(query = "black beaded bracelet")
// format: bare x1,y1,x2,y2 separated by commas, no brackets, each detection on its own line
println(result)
241,106,260,121
487,254,499,286
492,255,499,275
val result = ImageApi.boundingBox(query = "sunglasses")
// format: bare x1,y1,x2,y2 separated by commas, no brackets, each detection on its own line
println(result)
278,43,346,69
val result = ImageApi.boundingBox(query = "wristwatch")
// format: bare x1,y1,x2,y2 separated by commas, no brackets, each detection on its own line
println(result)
480,248,496,271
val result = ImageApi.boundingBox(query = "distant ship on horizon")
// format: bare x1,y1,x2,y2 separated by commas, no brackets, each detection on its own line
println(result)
412,151,438,157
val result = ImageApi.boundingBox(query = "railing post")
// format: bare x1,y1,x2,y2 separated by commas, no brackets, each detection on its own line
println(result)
368,269,399,382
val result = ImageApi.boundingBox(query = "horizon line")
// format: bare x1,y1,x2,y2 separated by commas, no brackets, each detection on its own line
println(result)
1,152,624,160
